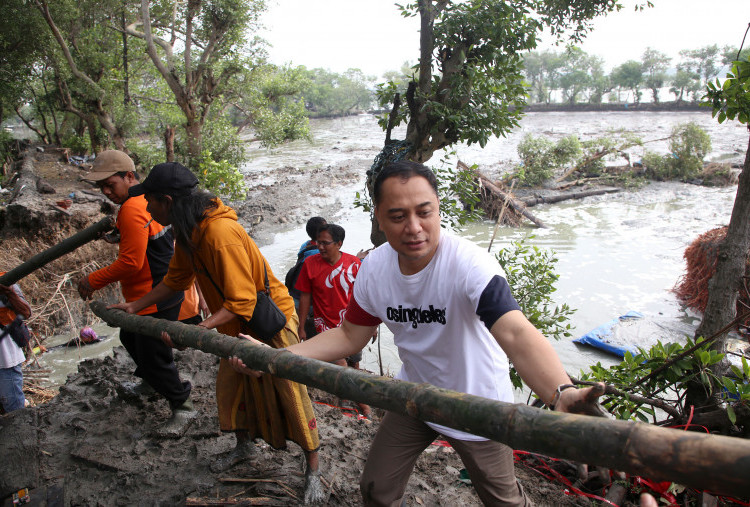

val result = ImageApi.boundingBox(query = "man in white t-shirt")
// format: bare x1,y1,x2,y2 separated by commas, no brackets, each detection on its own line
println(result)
230,160,605,506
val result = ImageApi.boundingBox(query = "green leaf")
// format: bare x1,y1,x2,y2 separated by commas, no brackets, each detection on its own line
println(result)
727,405,737,425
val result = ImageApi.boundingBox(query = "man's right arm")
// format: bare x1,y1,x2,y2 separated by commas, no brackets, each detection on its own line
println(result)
287,318,375,361
87,203,148,290
228,318,375,377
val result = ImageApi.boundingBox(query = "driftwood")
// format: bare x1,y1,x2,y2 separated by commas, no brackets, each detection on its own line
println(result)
472,171,547,228
89,301,750,498
519,187,621,207
0,216,114,287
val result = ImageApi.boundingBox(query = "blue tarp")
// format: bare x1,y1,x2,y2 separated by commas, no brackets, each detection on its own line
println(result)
573,311,644,358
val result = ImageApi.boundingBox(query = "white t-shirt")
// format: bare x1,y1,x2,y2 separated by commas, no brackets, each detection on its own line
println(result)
350,232,519,440
0,284,28,369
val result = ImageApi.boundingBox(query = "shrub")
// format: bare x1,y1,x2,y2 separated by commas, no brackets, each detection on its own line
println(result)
641,149,671,180
496,236,575,389
61,134,91,156
201,117,246,170
128,141,163,173
642,123,711,181
197,150,247,200
516,134,581,186
579,337,750,428
669,121,711,180
0,129,13,163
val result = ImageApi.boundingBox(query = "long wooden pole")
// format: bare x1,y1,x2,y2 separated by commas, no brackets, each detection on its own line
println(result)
90,302,750,498
0,216,114,287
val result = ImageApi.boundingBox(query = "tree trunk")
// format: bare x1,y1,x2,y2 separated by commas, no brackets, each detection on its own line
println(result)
121,6,131,105
0,216,114,287
695,130,750,355
94,100,127,152
164,126,175,162
88,301,750,498
185,120,202,167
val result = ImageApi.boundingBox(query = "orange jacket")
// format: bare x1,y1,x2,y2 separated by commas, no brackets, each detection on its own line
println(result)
87,195,182,315
162,200,294,337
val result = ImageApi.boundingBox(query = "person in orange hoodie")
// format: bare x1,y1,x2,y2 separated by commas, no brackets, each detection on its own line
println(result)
77,151,196,437
109,162,324,504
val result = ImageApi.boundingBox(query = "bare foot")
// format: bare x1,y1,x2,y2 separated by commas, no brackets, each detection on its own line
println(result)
303,468,325,504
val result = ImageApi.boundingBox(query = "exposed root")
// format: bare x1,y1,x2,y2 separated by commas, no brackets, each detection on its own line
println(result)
673,226,750,328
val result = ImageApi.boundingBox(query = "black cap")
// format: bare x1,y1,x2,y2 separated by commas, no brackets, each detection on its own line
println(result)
128,162,198,197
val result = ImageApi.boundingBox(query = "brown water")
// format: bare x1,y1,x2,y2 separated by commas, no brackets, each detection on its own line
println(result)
40,111,748,392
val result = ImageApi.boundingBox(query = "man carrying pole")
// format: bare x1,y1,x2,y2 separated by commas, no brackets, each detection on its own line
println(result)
77,151,196,436
231,160,606,506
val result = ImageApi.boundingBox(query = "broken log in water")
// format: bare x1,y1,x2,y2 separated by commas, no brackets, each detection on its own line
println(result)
0,216,114,287
89,301,750,498
519,187,621,207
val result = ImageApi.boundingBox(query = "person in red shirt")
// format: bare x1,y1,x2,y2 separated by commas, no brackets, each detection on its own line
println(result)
295,223,371,417
76,151,196,436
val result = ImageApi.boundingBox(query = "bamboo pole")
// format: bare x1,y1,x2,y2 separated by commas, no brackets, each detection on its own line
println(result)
89,302,750,498
0,216,114,287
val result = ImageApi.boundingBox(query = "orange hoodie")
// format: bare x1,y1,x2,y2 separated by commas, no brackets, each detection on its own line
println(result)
162,200,294,337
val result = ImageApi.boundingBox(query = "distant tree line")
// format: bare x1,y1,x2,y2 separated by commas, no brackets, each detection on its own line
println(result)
522,44,750,105
0,0,376,197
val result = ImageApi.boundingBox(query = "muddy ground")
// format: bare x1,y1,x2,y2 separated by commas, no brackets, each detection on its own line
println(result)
0,147,641,506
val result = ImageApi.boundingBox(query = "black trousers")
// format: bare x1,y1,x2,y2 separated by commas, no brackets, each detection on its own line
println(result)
119,304,191,407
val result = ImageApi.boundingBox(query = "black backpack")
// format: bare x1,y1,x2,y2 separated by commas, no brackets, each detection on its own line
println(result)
285,244,319,301
0,314,31,349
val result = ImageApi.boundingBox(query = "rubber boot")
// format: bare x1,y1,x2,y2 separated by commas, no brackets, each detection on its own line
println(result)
155,398,197,438
117,379,156,400
210,438,255,473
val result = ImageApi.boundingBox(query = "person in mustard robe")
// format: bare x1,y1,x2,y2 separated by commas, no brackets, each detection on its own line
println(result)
109,162,323,504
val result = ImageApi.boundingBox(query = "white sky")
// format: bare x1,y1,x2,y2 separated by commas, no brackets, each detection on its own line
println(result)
261,0,750,77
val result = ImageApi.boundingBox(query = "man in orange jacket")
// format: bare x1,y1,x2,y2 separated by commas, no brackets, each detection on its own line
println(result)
77,150,196,437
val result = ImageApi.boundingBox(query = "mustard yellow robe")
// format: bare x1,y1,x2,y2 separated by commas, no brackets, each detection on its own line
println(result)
162,200,319,451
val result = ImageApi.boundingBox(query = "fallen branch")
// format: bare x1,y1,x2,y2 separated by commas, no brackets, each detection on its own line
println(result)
470,170,547,228
90,302,750,498
519,187,621,207
574,379,681,419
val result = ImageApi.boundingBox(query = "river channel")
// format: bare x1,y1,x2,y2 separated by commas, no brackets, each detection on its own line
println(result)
40,111,749,398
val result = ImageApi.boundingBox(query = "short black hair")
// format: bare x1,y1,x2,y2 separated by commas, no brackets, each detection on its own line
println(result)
317,223,345,244
372,160,438,206
115,171,139,180
306,216,327,240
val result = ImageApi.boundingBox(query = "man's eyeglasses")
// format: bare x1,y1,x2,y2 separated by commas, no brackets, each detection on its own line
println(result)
317,240,335,246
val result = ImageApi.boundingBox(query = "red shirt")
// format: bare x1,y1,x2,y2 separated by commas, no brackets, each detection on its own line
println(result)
295,252,360,332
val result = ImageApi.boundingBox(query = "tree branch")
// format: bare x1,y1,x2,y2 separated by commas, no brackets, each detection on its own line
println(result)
574,379,682,419
139,0,188,111
14,106,48,143
34,0,104,99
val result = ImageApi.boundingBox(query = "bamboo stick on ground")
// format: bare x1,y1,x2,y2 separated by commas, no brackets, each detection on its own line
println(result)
0,216,115,287
89,302,750,498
